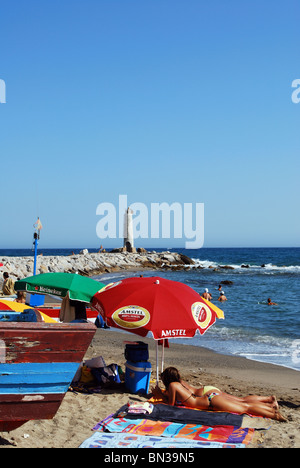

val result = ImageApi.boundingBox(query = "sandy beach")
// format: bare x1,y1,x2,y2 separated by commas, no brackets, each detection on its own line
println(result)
0,328,299,449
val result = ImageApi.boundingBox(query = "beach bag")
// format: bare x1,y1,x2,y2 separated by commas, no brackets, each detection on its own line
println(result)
79,365,95,385
91,364,121,386
84,355,106,368
124,342,149,362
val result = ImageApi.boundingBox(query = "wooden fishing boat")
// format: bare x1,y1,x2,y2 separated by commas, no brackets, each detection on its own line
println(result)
37,306,98,323
34,295,98,323
0,311,96,431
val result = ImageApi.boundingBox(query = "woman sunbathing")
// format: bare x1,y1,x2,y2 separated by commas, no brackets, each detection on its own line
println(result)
152,367,286,422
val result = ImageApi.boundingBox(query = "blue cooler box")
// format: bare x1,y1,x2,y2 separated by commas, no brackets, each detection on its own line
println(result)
125,360,152,394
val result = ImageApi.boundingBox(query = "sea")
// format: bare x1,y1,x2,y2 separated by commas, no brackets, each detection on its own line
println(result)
1,247,299,372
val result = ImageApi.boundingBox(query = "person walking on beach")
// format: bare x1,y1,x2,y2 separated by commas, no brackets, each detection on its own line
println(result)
152,367,286,421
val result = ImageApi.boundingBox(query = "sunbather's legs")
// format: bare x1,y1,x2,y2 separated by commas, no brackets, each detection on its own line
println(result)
208,394,286,421
219,393,278,409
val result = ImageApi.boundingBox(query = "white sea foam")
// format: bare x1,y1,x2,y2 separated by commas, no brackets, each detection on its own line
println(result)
173,326,300,371
191,258,300,274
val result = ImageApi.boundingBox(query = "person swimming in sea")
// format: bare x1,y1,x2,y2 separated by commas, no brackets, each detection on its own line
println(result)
152,367,286,421
267,298,278,306
218,291,227,302
202,288,212,301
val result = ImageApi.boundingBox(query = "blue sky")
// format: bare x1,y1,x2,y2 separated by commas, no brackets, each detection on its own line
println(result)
0,0,299,249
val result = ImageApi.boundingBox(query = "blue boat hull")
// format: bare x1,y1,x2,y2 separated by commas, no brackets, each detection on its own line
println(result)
0,362,80,395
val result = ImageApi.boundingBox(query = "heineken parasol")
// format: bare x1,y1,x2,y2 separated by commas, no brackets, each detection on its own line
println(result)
15,272,105,303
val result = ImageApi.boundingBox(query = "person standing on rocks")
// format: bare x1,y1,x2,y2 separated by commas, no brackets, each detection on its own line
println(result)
2,272,15,296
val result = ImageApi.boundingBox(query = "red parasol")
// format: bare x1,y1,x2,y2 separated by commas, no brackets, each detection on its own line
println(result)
92,276,224,381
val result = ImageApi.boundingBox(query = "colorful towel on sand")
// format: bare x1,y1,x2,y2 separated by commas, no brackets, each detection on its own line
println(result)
79,431,246,448
93,415,254,446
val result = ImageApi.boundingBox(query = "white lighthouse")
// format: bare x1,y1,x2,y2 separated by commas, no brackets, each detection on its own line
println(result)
123,207,136,252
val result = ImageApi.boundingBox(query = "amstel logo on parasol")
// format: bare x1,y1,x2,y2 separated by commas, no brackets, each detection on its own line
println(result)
191,302,212,329
112,305,151,330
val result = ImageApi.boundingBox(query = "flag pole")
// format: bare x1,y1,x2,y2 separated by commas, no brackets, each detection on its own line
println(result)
33,217,42,276
33,232,38,276
30,218,44,307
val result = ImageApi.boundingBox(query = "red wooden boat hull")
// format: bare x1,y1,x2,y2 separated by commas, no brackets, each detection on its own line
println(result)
37,307,98,322
0,322,96,431
0,394,65,432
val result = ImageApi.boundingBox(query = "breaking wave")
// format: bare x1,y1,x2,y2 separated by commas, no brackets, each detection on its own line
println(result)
191,258,300,275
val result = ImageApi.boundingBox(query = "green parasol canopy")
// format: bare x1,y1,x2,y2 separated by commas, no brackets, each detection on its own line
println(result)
15,272,105,303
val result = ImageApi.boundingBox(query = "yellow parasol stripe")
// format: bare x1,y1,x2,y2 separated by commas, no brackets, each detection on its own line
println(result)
0,300,56,323
39,312,57,323
201,297,225,319
0,300,32,312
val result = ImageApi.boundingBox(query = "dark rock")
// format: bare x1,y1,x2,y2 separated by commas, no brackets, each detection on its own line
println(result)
179,254,195,265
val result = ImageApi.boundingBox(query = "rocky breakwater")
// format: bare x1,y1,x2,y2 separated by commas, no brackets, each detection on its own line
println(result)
0,250,195,280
